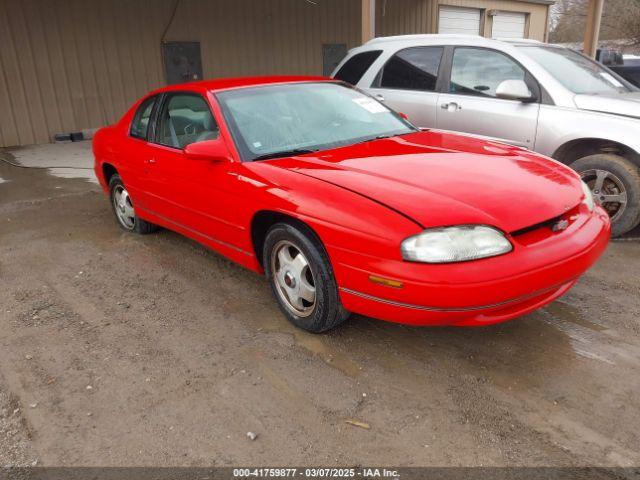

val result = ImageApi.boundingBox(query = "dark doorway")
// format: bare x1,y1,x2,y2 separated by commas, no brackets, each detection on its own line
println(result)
162,42,203,85
322,43,348,76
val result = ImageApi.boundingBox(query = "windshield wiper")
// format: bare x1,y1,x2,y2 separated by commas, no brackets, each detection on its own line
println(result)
353,130,418,145
252,148,318,161
353,134,397,145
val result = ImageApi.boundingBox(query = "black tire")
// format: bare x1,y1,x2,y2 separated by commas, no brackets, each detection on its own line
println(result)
108,174,158,234
570,154,640,237
263,222,350,333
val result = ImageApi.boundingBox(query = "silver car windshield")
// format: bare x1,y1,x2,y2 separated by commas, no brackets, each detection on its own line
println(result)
216,82,416,161
518,45,633,95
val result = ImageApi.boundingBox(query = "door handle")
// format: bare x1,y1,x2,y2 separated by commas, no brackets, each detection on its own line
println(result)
374,93,385,102
441,102,461,111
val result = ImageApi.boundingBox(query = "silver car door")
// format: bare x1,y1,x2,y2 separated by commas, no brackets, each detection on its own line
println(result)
363,46,444,127
437,47,540,148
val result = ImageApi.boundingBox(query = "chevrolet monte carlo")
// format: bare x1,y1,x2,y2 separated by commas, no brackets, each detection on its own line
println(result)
93,77,610,333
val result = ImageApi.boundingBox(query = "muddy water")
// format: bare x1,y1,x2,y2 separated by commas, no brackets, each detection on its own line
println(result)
1,154,639,467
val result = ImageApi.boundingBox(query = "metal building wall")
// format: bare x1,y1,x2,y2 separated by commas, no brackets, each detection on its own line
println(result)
375,0,548,40
376,0,434,37
0,0,361,147
433,0,549,40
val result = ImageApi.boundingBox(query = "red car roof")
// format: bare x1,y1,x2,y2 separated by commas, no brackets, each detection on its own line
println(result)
150,76,332,95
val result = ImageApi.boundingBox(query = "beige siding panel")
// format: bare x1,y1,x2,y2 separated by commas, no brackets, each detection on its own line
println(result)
0,2,21,146
0,0,357,147
377,0,433,37
437,0,548,41
0,0,173,146
0,0,38,145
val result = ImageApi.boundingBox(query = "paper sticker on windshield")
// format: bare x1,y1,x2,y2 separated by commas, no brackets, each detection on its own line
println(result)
352,97,387,113
599,72,624,88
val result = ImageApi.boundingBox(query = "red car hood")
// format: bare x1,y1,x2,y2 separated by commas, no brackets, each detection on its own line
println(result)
272,131,583,232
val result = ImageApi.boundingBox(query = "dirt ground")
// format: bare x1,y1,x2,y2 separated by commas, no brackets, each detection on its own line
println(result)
1,146,640,468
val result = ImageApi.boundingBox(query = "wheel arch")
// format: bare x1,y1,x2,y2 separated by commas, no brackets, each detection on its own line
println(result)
250,210,326,269
552,138,640,168
102,163,119,185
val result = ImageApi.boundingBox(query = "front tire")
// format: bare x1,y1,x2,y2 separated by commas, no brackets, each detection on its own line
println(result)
263,222,350,333
571,154,640,237
108,174,158,234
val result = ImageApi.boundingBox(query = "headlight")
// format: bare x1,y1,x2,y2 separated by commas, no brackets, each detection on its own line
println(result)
401,225,512,263
581,180,595,212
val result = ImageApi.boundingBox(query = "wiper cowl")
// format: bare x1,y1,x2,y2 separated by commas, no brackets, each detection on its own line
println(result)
252,148,318,161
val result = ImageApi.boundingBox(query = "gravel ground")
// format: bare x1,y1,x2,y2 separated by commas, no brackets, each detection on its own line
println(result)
0,379,36,467
1,146,639,468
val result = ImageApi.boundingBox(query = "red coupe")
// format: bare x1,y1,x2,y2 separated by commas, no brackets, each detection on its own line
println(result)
93,77,610,332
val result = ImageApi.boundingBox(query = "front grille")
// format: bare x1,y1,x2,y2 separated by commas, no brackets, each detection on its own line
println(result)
510,214,564,237
510,204,581,238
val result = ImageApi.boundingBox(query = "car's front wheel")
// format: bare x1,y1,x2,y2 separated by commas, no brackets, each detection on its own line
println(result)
263,222,350,333
571,154,640,237
108,174,158,234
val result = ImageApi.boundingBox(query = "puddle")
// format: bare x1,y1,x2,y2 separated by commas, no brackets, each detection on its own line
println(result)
47,167,98,183
255,315,362,378
544,301,607,332
4,142,97,184
541,301,616,365
290,331,362,378
1,149,98,205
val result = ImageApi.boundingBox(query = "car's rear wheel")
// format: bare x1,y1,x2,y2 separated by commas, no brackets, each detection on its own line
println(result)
264,222,350,333
108,174,157,234
571,154,640,237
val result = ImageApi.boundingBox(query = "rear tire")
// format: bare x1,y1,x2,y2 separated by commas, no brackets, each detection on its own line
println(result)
108,174,158,234
570,154,640,237
264,222,350,333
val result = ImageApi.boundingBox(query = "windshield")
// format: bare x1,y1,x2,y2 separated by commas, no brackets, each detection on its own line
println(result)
216,82,416,161
518,45,633,94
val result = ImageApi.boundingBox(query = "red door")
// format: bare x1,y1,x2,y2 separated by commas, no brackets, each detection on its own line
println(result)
143,92,247,251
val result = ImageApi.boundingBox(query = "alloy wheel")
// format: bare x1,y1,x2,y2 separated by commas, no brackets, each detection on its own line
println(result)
270,240,316,317
113,185,136,230
580,169,627,222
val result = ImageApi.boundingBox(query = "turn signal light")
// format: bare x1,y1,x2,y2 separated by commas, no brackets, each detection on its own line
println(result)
368,275,404,289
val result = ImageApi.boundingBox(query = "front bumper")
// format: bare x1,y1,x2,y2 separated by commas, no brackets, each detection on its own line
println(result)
332,206,610,326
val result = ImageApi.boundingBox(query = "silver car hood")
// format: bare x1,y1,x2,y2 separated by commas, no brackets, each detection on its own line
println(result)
573,92,640,119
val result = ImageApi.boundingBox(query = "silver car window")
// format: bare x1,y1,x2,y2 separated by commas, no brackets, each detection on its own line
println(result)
518,46,633,94
450,48,526,98
379,47,443,92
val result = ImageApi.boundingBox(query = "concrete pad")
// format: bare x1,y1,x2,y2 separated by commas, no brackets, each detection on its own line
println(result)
7,141,97,183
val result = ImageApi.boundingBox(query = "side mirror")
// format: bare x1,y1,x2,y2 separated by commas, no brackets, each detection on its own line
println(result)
398,112,409,120
495,79,534,102
183,138,231,163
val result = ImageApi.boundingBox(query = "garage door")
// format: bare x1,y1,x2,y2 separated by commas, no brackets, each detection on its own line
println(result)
491,12,526,39
438,6,481,35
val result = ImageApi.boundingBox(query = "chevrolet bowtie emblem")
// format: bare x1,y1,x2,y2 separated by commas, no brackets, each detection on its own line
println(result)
551,219,569,232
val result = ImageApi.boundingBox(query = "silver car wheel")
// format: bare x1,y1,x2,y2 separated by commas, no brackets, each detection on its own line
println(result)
581,169,627,222
113,185,136,230
270,240,316,318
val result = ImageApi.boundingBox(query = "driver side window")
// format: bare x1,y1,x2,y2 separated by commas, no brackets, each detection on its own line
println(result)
450,48,525,98
157,93,219,149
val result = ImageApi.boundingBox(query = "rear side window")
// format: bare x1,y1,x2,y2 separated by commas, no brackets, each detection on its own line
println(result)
130,96,156,139
379,47,443,92
333,50,382,85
